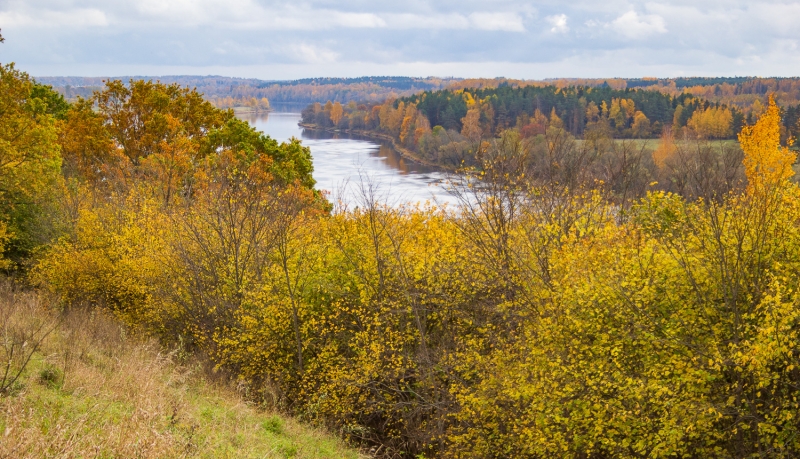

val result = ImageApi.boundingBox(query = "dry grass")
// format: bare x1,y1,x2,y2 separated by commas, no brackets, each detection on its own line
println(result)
0,282,362,459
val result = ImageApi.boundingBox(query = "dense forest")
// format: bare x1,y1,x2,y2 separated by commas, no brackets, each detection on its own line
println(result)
627,77,800,107
301,84,757,138
447,77,800,108
8,58,800,458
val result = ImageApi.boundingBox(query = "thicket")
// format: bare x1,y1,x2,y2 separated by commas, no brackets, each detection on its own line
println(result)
7,59,800,457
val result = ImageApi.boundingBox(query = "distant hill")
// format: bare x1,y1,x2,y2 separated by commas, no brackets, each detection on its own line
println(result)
35,75,800,111
35,75,461,106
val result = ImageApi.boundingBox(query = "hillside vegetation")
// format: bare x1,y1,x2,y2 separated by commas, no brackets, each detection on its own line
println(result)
8,59,800,458
0,282,361,458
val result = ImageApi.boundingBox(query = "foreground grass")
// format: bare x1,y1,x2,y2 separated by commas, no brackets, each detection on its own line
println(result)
0,284,362,459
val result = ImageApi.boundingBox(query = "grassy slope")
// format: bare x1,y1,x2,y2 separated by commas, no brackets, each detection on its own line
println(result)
0,284,362,459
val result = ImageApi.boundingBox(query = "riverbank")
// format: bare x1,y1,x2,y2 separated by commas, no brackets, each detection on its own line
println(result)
298,123,452,171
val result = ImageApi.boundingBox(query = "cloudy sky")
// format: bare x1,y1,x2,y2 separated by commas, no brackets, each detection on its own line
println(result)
1,0,799,79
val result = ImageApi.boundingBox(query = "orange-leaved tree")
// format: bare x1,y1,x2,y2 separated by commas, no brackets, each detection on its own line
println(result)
740,95,796,194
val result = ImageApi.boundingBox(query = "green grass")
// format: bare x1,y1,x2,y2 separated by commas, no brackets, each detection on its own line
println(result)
0,285,362,459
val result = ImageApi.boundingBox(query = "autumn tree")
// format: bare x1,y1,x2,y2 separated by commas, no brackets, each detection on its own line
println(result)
585,101,600,123
740,96,795,193
652,126,676,169
687,106,733,139
330,101,344,126
520,109,548,138
388,101,405,136
460,107,482,142
631,110,651,137
399,103,418,146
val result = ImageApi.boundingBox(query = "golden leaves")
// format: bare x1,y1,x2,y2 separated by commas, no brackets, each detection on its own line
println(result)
688,106,733,139
740,96,796,193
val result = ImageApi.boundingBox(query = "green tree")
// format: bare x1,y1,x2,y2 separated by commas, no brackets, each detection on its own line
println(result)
0,64,63,265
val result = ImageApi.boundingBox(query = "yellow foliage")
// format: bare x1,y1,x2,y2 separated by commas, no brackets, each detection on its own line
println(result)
687,106,733,139
33,196,166,331
330,101,344,125
631,110,650,137
549,107,564,129
739,96,796,193
399,103,417,145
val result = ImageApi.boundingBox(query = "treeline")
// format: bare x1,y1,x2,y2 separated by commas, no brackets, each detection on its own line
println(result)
36,75,267,103
209,95,271,111
39,76,269,111
439,77,800,115
237,76,456,104
12,60,800,458
39,74,800,115
266,76,451,90
37,75,459,106
632,77,800,111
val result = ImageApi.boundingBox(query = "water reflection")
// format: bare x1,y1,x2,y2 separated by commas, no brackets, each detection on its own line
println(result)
240,110,456,207
299,128,440,175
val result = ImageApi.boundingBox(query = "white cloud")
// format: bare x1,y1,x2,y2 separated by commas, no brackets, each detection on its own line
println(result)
133,0,386,30
0,8,109,28
2,0,800,77
382,13,470,29
749,2,800,35
610,11,667,39
121,1,520,32
468,12,525,32
333,12,387,28
375,12,525,31
546,14,568,33
288,44,340,64
136,0,204,20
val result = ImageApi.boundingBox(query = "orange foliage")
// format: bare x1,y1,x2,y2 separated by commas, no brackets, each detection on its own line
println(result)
740,96,796,193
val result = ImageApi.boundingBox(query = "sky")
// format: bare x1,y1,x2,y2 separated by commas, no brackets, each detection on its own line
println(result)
1,0,799,80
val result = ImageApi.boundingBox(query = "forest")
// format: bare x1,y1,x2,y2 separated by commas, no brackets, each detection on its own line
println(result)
6,57,800,458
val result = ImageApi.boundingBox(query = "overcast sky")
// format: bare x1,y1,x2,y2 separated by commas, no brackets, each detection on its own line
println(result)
1,0,799,79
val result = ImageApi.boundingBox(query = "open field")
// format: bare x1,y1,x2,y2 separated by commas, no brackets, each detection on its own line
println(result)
573,138,742,151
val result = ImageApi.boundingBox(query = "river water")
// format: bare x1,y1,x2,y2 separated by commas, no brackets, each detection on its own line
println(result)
239,109,456,208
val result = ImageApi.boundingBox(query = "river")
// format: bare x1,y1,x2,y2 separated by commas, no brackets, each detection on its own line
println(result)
238,108,457,208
